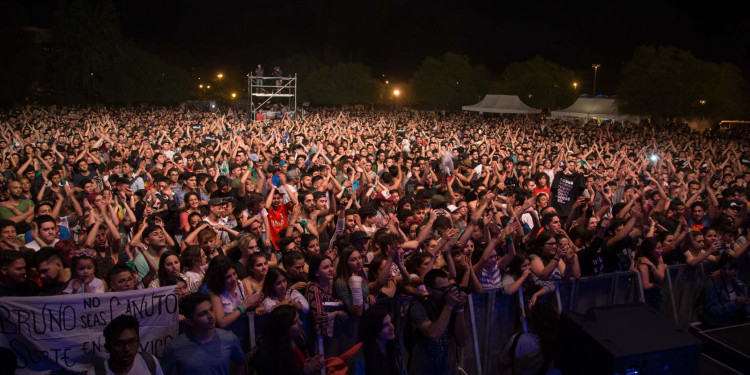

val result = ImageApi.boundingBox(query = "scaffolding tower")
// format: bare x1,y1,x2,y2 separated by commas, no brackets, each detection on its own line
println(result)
247,74,297,119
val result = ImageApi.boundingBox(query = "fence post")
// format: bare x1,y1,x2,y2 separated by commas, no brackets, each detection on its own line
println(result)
517,288,528,334
665,266,679,323
569,278,577,311
318,335,326,375
248,311,256,350
635,271,646,303
555,281,563,312
482,290,496,375
610,272,620,305
467,293,483,375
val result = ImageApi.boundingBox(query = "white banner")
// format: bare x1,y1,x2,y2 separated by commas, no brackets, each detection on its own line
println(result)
0,286,179,374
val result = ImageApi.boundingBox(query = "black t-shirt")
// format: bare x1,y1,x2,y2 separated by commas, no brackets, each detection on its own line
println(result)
577,238,605,277
211,187,240,202
504,175,519,191
0,279,40,297
72,169,99,187
405,178,421,197
38,281,68,296
550,171,585,218
652,212,678,233
601,236,636,274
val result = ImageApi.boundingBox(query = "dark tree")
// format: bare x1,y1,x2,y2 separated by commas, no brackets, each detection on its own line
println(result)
501,56,577,110
617,46,747,119
410,53,485,109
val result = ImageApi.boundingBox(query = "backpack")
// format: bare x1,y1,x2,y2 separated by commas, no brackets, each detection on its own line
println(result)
93,352,157,375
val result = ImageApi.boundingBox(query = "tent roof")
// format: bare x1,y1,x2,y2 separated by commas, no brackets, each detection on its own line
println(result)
462,95,540,114
551,98,629,120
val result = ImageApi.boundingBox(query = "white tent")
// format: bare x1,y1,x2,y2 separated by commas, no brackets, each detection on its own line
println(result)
462,95,540,114
551,98,631,121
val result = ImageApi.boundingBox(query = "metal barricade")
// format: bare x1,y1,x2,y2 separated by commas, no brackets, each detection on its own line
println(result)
554,272,643,313
246,268,711,375
661,264,708,329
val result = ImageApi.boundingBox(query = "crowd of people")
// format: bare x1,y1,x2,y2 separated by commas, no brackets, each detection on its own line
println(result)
0,105,749,374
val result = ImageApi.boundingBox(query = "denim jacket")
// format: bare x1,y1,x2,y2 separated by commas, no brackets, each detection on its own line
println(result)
703,277,750,328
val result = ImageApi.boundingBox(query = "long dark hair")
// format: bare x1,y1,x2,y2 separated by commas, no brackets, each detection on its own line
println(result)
636,237,660,262
245,252,268,281
335,246,363,286
180,245,202,271
257,305,302,374
308,254,332,283
204,256,234,294
528,302,560,363
157,251,181,286
261,267,288,300
507,253,537,294
533,230,555,258
359,305,401,375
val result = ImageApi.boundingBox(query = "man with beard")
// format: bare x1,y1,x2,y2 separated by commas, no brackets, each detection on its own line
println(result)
265,186,295,252
288,190,319,236
0,250,39,296
0,180,34,223
34,247,70,295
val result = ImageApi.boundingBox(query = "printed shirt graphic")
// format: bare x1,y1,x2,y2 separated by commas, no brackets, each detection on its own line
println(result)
267,202,292,250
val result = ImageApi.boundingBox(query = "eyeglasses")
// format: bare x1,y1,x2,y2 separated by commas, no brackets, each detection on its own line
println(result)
112,338,139,349
116,277,135,284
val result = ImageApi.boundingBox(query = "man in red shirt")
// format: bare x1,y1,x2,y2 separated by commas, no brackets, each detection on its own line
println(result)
265,186,295,252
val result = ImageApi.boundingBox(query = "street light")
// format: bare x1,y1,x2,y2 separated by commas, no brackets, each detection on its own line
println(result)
592,64,601,97
207,85,211,89
199,84,204,89
573,82,578,90
231,92,237,99
217,73,223,79
393,89,400,96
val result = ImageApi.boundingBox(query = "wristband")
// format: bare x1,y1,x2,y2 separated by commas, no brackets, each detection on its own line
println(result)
552,256,561,262
235,305,246,314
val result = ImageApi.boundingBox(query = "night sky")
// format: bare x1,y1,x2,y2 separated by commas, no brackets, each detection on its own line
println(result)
16,0,750,95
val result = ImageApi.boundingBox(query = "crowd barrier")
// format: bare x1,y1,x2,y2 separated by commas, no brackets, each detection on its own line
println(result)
243,266,711,375
660,263,710,329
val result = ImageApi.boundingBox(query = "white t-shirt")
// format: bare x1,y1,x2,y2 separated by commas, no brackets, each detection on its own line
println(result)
25,238,60,251
103,353,164,375
279,184,297,204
